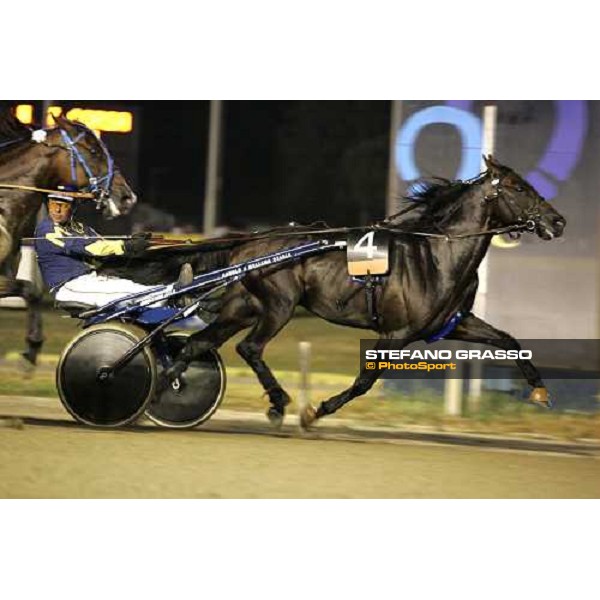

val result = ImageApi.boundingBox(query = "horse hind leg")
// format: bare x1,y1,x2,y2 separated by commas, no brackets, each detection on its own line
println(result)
300,336,401,429
236,301,297,428
161,291,258,386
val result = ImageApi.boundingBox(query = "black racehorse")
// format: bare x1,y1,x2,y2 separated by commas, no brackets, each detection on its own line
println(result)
0,110,137,365
100,156,565,428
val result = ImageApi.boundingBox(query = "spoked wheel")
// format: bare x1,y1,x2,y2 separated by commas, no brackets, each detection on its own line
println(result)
57,323,157,428
145,332,226,429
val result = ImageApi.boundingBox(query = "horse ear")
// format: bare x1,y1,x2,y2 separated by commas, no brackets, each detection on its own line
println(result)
483,154,501,172
54,114,74,131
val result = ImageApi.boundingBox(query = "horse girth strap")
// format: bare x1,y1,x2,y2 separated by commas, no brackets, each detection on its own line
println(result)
365,276,380,326
0,183,95,199
337,274,383,327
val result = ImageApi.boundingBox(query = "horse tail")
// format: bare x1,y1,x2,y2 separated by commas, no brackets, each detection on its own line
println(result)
0,214,12,265
190,247,233,273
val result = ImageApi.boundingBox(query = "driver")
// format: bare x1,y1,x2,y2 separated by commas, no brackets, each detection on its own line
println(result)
34,187,172,307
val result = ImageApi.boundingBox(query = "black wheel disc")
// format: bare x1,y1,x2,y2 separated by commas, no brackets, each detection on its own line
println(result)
146,334,225,429
57,324,157,427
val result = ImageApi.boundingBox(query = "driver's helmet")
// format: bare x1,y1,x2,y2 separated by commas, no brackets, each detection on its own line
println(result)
47,185,80,204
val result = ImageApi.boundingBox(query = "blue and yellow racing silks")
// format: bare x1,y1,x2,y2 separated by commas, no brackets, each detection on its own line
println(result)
34,216,125,291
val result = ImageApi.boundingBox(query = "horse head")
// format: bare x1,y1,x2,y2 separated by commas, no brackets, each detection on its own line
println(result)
482,155,566,240
43,115,137,219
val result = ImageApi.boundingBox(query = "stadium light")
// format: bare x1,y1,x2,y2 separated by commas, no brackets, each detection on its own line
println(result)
15,104,133,134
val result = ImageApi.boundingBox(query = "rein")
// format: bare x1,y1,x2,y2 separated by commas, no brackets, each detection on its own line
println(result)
212,173,539,245
21,234,182,245
377,220,536,241
153,219,536,248
0,183,95,199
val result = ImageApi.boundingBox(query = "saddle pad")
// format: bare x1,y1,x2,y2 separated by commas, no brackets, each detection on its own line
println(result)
346,230,390,276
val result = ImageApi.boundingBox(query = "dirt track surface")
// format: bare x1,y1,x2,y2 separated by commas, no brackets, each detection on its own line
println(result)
1,397,599,498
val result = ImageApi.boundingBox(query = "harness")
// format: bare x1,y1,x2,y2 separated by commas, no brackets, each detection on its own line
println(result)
336,274,384,327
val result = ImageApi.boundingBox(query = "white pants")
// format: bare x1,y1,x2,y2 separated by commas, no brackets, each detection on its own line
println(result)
55,272,160,307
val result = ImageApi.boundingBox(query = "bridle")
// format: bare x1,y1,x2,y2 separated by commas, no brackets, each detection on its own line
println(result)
58,126,116,204
481,174,542,237
0,123,122,217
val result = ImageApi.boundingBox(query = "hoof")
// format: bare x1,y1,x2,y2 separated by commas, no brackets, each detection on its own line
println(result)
267,407,284,429
20,351,36,366
18,354,36,378
529,387,552,409
299,404,318,430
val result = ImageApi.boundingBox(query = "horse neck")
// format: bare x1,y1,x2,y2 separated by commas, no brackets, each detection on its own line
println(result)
439,183,491,236
0,144,55,240
430,183,493,279
0,143,54,187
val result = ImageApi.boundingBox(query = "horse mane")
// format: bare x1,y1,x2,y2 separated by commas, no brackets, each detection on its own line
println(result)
0,110,32,145
382,177,475,233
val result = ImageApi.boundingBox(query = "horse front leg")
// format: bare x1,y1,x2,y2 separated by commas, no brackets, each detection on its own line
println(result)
445,313,550,408
0,277,45,367
300,336,404,429
21,280,44,366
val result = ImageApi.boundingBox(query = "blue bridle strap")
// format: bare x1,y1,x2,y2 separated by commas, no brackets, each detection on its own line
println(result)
59,128,115,199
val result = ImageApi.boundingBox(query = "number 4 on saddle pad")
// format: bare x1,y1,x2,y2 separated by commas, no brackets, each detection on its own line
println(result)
346,230,390,276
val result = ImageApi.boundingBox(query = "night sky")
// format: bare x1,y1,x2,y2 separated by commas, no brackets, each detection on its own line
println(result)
137,101,391,230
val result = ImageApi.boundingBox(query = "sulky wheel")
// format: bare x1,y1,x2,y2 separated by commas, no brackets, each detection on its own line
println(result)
57,323,157,428
145,332,226,429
